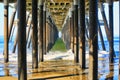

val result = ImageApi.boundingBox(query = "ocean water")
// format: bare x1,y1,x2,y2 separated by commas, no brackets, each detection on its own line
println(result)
0,36,119,54
0,36,15,53
0,36,32,54
0,36,119,79
98,37,119,57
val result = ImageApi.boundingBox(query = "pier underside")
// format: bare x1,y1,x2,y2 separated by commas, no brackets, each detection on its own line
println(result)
0,0,120,80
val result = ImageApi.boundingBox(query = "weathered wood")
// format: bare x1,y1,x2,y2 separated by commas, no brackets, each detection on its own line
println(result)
79,0,85,68
74,0,79,63
50,24,53,49
108,0,114,63
88,0,98,80
17,0,27,79
8,3,16,41
98,20,106,50
12,11,31,53
10,25,15,41
26,12,31,45
4,64,9,76
43,5,46,55
26,12,31,25
100,3,111,42
69,17,72,49
50,23,54,44
32,0,38,69
12,32,18,53
46,22,48,52
85,18,89,39
28,32,32,48
47,23,51,52
4,0,9,63
39,0,44,62
71,10,74,53
26,19,32,44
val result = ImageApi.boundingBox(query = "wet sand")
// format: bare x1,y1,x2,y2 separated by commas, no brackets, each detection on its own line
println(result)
28,60,88,80
0,76,17,80
0,51,119,80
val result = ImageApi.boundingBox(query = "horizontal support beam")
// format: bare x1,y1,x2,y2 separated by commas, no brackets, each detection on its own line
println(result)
0,0,118,3
46,0,73,3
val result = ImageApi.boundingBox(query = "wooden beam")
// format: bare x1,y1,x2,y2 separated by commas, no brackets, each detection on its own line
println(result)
43,5,47,55
17,0,27,79
32,0,38,69
38,0,44,62
4,0,9,63
74,0,79,63
46,0,73,3
8,3,16,41
88,0,98,79
49,8,68,13
108,0,115,63
79,0,86,69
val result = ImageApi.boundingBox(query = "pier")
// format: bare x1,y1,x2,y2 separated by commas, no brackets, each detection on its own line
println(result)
0,0,120,80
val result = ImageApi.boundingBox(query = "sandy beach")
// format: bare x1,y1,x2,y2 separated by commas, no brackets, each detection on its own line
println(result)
0,49,119,80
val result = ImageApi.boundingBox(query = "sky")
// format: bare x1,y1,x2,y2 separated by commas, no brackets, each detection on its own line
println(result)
0,2,119,38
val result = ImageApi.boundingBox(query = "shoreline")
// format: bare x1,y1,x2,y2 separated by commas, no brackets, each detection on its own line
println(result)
0,50,119,80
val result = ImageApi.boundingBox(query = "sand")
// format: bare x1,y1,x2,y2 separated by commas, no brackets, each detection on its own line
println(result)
0,49,119,80
0,76,17,80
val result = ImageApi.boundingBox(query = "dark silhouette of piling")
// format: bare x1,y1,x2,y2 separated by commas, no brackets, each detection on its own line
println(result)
8,3,16,41
100,3,111,42
71,9,74,53
32,0,38,69
98,20,106,50
108,0,115,63
79,0,86,69
39,0,44,62
88,0,98,80
43,4,46,55
26,18,32,44
73,0,79,63
12,32,18,53
17,0,27,79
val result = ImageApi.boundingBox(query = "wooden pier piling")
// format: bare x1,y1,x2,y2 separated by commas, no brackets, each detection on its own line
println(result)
98,20,106,50
28,33,32,48
8,3,16,41
74,0,79,63
100,3,111,42
32,0,38,69
43,3,46,55
12,32,18,53
4,0,9,63
10,25,15,41
108,0,115,63
88,0,98,80
26,19,32,44
17,0,27,79
79,0,86,68
85,18,89,39
39,0,44,62
69,14,72,49
71,10,74,53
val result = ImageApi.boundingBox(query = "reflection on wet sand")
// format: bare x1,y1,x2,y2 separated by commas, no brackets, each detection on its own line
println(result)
0,57,119,80
0,62,18,80
28,60,88,80
4,63,9,76
28,58,119,80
